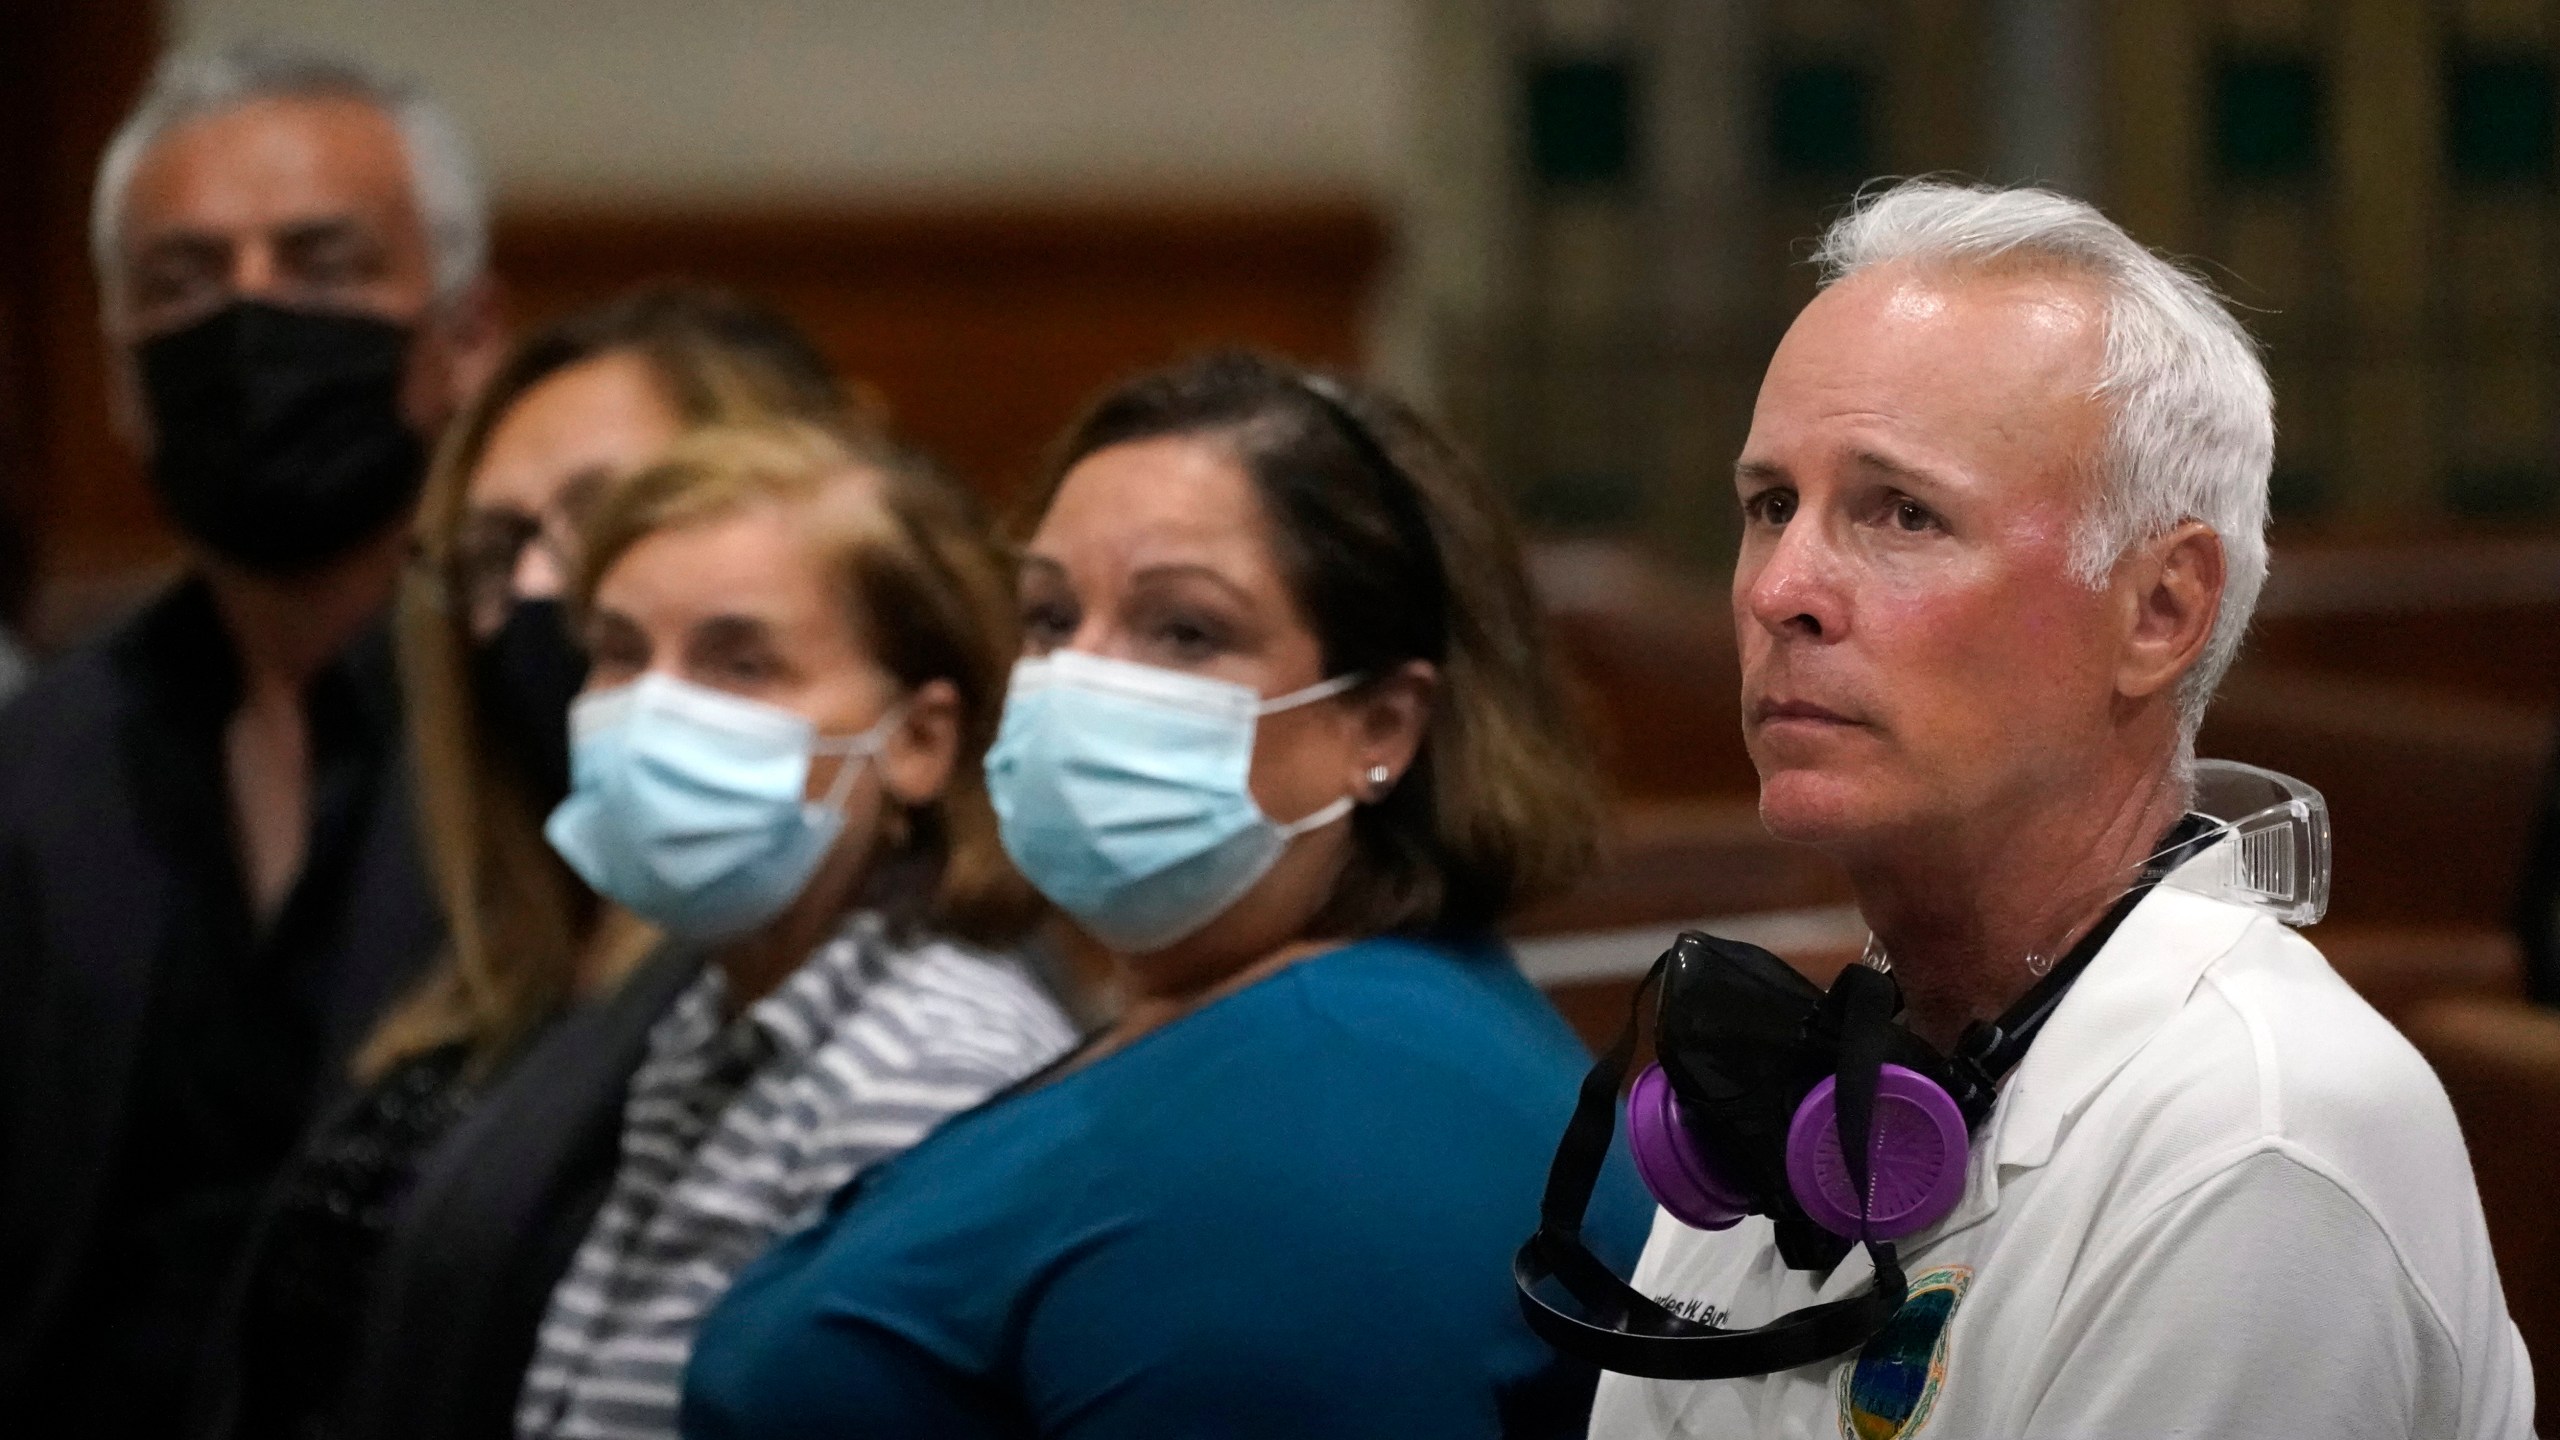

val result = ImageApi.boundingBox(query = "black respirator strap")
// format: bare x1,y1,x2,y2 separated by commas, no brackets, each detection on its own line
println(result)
1956,812,2220,1088
1532,957,1658,1243
1828,962,1900,1240
1514,956,1912,1379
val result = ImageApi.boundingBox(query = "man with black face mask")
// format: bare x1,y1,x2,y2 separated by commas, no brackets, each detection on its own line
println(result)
0,42,500,1437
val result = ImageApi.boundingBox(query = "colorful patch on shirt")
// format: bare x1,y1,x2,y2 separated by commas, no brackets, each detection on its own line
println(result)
1836,1264,1971,1440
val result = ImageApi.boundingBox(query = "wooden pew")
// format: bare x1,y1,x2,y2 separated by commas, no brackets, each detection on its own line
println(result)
2399,997,2560,1433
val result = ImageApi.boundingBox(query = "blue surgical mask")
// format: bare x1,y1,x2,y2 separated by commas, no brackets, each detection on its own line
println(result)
985,650,1359,953
545,673,895,939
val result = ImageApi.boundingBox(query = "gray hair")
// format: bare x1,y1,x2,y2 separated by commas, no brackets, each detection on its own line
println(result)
91,39,487,312
1811,179,2273,739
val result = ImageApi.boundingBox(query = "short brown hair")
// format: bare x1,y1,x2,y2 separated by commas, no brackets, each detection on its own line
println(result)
1035,350,1599,938
581,422,1043,947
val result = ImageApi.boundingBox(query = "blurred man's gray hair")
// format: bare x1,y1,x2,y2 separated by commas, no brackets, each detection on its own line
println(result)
1812,179,2273,738
91,38,487,312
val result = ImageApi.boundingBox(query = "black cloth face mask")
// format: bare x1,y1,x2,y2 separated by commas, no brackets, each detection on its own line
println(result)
471,598,589,817
139,299,430,573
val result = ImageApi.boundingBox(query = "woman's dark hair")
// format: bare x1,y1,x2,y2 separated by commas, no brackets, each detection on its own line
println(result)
1031,349,1601,938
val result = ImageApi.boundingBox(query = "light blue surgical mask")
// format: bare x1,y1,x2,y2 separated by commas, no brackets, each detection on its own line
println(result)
985,649,1360,953
545,673,895,940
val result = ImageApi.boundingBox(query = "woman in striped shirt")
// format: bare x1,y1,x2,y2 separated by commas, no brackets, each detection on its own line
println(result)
514,422,1076,1440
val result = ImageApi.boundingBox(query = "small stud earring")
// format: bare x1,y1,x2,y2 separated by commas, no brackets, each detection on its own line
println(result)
1365,764,1393,793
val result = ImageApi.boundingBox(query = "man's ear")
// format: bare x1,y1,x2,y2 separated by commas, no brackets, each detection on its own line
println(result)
877,678,962,808
2116,520,2225,704
1345,659,1437,801
409,275,508,431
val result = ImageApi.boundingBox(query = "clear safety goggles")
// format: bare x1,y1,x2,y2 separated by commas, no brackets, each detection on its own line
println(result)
2154,759,2331,927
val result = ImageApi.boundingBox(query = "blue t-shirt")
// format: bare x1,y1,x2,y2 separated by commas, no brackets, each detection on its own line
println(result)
681,934,1654,1440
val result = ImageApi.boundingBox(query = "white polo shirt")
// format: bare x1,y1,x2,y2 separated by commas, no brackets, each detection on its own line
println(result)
1588,877,2534,1440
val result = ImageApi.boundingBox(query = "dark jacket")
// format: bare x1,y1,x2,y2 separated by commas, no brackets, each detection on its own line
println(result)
342,943,701,1440
0,581,441,1434
183,940,702,1440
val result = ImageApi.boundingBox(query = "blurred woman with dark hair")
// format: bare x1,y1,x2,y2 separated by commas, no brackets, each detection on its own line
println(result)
190,287,884,1440
683,351,1653,1440
388,285,872,1077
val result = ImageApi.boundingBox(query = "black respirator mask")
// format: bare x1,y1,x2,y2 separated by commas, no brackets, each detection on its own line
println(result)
138,299,429,573
472,598,590,816
1515,761,2330,1381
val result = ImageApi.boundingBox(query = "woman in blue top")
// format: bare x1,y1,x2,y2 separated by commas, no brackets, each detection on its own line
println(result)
683,350,1654,1439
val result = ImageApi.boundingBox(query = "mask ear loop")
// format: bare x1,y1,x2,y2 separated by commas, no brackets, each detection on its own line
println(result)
809,703,907,816
1259,671,1364,715
1256,671,1367,836
1275,797,1356,838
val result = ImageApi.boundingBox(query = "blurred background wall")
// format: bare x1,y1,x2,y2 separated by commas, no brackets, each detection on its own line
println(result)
180,0,1418,205
1,0,1421,615
8,0,2560,944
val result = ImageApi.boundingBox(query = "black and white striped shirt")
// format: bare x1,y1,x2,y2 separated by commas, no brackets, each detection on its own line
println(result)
515,910,1075,1440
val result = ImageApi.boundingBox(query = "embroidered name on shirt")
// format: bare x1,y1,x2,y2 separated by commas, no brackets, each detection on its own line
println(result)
1654,1293,1731,1328
1836,1265,1972,1440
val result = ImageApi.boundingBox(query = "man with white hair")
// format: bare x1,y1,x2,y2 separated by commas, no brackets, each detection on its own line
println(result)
0,41,499,1436
1562,181,2531,1436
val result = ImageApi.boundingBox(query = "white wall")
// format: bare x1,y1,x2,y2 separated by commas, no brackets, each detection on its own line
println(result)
169,0,1421,206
